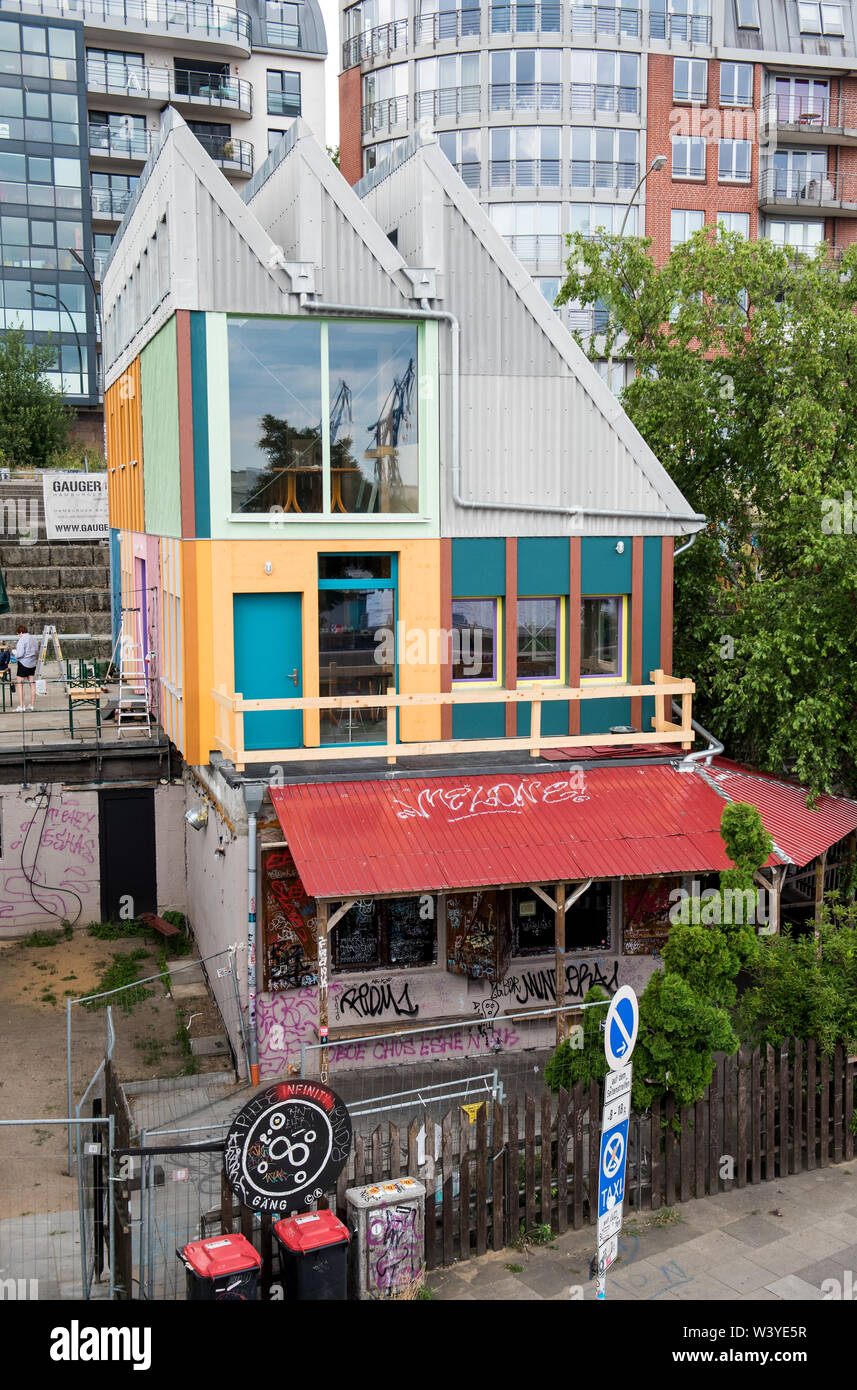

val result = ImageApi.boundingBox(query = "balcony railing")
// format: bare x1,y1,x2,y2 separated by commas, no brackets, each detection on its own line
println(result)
342,17,408,67
489,157,561,187
567,303,611,334
760,166,857,213
212,670,696,771
361,94,410,135
571,159,639,190
763,94,857,138
414,8,481,44
92,250,110,281
489,2,561,34
415,85,481,121
3,0,251,46
649,11,712,42
266,91,301,118
570,5,641,37
453,160,482,189
193,132,253,173
503,232,564,262
86,61,253,113
88,125,152,159
570,82,640,113
91,186,134,218
489,82,562,113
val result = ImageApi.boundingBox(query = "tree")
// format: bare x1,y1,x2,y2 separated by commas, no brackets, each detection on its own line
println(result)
327,145,340,170
544,985,610,1092
558,229,857,797
0,326,72,470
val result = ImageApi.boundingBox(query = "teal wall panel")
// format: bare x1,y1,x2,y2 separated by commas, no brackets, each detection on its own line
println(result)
191,312,210,539
517,699,568,737
453,703,505,739
517,538,570,596
234,592,303,749
581,537,632,595
580,695,631,735
451,539,506,595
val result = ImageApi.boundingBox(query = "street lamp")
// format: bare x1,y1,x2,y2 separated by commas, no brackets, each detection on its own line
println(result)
605,154,667,392
33,288,84,397
68,246,102,381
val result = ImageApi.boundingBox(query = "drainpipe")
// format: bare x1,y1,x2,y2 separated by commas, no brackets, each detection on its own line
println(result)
672,702,724,768
303,299,707,528
673,533,696,559
243,782,266,1086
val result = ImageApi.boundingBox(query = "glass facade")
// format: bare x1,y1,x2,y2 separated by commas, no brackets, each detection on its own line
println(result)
228,316,421,516
318,555,396,746
0,15,95,403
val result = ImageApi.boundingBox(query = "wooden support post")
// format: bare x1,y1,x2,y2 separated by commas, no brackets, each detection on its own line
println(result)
233,691,246,772
681,686,693,751
649,668,666,733
529,686,542,759
847,831,857,902
317,899,330,1084
814,851,827,933
554,882,566,1045
386,682,397,766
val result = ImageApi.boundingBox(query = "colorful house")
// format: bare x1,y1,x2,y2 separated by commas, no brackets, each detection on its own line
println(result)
101,110,857,1086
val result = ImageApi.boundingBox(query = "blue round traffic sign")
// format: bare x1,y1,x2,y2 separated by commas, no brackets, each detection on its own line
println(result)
604,986,638,1071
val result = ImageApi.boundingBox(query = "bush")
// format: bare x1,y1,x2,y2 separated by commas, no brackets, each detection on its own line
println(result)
545,986,610,1093
632,970,738,1111
737,912,857,1056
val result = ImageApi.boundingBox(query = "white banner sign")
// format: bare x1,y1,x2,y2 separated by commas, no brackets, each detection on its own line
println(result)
42,472,108,540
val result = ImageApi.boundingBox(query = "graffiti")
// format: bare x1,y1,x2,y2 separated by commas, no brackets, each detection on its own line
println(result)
10,798,98,865
336,978,418,1021
508,959,619,1007
0,865,94,925
267,942,317,991
366,1205,423,1295
392,776,589,824
269,878,315,956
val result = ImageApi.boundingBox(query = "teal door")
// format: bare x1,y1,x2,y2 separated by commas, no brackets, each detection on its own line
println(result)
233,593,303,750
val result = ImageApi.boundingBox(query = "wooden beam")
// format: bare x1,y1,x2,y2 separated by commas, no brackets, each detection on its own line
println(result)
218,677,694,713
326,899,357,932
660,537,674,677
529,884,560,914
317,900,330,1084
555,881,566,1046
564,878,594,913
814,851,827,932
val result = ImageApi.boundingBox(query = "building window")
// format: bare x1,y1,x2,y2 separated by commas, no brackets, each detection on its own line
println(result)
267,69,301,118
489,126,560,189
765,217,825,250
720,61,753,106
318,572,396,746
798,1,843,32
571,203,637,238
717,211,750,237
266,1,300,47
268,129,286,153
671,135,706,179
718,138,752,182
517,597,562,682
671,209,705,249
735,0,760,26
580,595,626,681
571,127,638,190
673,58,707,104
228,317,421,516
439,128,482,189
332,896,437,971
451,598,499,683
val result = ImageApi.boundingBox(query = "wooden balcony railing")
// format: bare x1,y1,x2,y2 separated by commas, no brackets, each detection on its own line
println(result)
211,668,694,771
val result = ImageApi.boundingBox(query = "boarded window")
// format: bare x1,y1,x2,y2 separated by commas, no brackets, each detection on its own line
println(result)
446,890,511,981
331,896,436,971
261,847,318,990
622,876,678,955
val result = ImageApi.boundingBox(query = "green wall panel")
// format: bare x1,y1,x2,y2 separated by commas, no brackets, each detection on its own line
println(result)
451,539,506,596
453,703,505,739
517,538,570,596
581,537,632,596
516,699,568,737
580,695,631,735
142,316,181,538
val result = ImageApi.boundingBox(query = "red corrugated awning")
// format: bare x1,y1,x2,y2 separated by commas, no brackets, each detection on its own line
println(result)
699,759,857,868
268,764,779,900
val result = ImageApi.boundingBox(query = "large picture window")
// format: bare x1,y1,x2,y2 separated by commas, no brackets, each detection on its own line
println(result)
228,316,421,516
581,595,626,680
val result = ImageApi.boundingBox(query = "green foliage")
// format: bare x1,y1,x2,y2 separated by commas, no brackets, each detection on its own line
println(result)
83,948,154,1012
632,970,738,1111
720,802,773,885
0,325,72,469
660,920,744,1009
544,986,610,1092
87,919,149,940
23,929,61,947
737,909,857,1056
558,228,857,796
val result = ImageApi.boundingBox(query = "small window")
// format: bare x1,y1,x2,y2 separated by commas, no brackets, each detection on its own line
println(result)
673,58,707,104
517,597,562,682
267,68,301,118
319,554,392,581
736,0,760,26
581,596,625,680
797,0,821,30
451,598,499,682
672,135,706,179
821,2,844,33
332,896,437,971
720,61,753,106
717,211,750,237
718,138,752,182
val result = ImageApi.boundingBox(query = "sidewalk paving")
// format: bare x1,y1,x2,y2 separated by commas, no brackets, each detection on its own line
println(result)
428,1163,857,1301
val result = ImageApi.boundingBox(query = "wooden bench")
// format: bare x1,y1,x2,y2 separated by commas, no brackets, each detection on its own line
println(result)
68,684,106,736
139,912,180,937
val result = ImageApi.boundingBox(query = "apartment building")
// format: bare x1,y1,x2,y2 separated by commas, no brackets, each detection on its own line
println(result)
337,0,857,386
0,0,326,421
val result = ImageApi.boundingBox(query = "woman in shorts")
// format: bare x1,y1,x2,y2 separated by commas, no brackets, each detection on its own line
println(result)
12,623,39,712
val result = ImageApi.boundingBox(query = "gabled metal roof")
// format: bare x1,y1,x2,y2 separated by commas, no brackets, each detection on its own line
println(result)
698,759,857,868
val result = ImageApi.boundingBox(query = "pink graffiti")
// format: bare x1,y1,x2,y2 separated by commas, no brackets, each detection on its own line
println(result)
367,1206,422,1293
0,865,94,924
257,984,345,1079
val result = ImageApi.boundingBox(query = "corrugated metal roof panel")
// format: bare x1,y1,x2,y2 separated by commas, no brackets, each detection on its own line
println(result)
268,764,774,899
699,759,857,867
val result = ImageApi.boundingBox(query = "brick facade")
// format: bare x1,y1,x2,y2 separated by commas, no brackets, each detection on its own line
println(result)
339,64,363,187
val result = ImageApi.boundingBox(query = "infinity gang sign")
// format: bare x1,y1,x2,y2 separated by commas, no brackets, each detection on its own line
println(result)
224,1081,352,1213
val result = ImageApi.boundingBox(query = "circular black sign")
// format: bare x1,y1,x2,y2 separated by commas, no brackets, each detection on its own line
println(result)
224,1081,352,1213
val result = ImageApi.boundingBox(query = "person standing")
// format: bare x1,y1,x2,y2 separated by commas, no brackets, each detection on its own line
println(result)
12,623,39,712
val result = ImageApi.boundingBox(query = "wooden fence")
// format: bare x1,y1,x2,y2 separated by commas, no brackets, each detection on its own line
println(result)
110,1041,856,1297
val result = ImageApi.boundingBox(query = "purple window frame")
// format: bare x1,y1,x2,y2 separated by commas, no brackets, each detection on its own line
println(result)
516,596,561,681
580,594,624,680
451,597,498,682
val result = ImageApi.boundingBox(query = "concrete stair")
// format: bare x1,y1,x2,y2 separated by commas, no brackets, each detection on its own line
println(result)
0,538,112,661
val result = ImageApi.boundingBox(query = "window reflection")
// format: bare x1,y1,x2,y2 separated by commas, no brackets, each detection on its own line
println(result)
319,587,395,743
229,317,323,513
581,595,622,678
329,322,419,514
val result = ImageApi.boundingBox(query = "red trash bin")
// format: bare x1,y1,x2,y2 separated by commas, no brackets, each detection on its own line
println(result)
273,1211,350,1301
179,1233,261,1300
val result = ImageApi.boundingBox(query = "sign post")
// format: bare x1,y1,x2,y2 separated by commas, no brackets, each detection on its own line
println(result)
595,986,638,1300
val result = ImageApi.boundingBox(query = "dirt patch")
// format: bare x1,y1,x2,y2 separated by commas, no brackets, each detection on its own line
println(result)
0,930,232,1217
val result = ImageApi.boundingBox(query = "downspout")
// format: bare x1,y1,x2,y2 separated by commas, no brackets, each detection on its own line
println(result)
303,298,707,528
672,701,724,768
243,783,266,1086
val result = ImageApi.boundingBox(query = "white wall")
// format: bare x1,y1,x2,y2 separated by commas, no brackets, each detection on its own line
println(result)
0,783,100,936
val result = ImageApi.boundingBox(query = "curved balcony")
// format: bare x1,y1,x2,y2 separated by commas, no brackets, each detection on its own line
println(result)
88,124,152,161
649,11,712,42
343,18,408,68
489,82,562,114
760,166,857,217
489,157,561,188
570,5,642,37
414,7,481,44
416,85,481,121
361,94,410,136
194,132,253,173
570,82,640,114
3,0,252,56
86,62,253,115
489,2,561,35
571,159,639,191
503,232,564,263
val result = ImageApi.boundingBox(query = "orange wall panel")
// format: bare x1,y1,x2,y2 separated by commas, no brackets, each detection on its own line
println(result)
105,358,144,532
